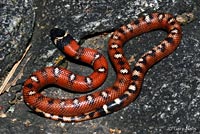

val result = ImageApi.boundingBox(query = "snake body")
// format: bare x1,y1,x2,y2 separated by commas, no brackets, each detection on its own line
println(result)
23,13,182,122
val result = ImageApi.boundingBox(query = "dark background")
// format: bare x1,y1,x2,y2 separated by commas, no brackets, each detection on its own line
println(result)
0,0,199,133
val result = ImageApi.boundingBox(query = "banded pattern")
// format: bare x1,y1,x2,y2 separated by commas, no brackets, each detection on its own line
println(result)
23,13,182,122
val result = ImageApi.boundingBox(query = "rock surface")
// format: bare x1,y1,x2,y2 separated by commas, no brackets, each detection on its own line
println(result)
0,0,35,78
0,0,199,133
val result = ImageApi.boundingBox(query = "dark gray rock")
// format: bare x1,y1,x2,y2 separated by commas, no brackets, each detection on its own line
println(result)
0,0,199,133
0,0,35,77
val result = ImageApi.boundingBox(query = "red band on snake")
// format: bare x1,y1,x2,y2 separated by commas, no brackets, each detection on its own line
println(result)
23,13,182,122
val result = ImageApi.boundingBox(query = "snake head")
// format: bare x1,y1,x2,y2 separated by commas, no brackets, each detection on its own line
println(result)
50,28,73,50
50,28,66,44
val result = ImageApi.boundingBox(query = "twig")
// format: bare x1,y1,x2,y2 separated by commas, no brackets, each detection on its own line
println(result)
0,44,32,95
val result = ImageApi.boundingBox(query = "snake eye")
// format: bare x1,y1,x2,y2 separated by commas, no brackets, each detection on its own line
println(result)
50,28,66,42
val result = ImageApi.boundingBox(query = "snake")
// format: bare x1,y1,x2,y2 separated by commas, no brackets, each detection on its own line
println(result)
23,13,182,122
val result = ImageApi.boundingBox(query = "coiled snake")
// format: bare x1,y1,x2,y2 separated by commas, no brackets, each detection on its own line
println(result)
23,13,182,122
